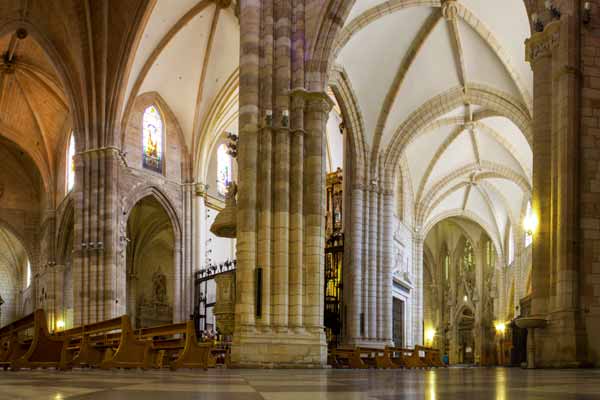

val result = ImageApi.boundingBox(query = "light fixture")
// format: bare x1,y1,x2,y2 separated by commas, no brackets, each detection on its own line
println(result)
463,295,468,303
56,320,65,330
264,109,273,127
494,321,506,335
584,2,592,25
425,327,436,344
523,211,539,236
282,109,290,128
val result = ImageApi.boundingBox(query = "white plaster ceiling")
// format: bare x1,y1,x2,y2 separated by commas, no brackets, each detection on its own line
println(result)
336,0,533,253
123,1,240,160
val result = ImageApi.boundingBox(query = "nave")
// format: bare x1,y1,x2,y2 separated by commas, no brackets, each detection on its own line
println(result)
0,1,599,397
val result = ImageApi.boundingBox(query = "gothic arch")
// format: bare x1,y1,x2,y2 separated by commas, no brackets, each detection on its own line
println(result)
120,185,184,323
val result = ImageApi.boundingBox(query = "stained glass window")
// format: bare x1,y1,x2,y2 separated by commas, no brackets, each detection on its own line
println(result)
525,201,533,247
217,144,232,196
142,105,163,173
66,133,76,192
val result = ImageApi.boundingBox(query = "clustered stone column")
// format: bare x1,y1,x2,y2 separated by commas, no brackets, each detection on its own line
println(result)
72,148,120,325
341,161,394,347
231,0,330,367
525,14,584,367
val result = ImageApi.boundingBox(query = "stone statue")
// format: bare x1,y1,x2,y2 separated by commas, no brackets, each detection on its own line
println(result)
152,267,167,304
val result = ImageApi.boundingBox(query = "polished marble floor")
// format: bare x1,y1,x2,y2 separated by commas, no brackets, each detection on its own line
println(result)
0,367,599,400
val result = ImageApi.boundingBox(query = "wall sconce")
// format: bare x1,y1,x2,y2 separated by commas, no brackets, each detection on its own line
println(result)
584,2,592,25
282,109,289,128
494,321,506,335
425,327,436,345
463,295,468,303
523,212,539,236
264,109,273,127
56,320,65,330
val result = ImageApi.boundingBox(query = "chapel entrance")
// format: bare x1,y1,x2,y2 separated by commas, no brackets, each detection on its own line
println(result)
125,195,175,328
458,308,475,364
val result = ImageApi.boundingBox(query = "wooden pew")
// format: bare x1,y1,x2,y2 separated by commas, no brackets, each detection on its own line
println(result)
0,309,71,371
387,347,429,369
0,312,36,370
415,345,445,368
61,316,132,369
328,348,367,369
136,320,212,370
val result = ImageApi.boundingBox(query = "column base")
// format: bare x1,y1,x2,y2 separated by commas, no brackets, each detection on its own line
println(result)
230,326,327,368
534,310,587,368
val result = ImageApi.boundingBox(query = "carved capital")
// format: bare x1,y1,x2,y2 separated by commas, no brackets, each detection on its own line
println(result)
525,20,560,64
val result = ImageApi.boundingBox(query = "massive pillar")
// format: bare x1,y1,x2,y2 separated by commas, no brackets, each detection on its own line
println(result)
525,14,585,367
72,148,121,325
231,0,329,367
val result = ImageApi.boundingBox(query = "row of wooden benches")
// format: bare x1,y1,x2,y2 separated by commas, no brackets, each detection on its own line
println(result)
329,346,446,369
0,309,225,371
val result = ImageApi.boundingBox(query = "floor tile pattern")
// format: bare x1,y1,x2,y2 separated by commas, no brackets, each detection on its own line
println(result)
0,367,599,399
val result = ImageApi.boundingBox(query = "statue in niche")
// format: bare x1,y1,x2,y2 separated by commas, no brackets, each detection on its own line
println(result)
152,267,168,304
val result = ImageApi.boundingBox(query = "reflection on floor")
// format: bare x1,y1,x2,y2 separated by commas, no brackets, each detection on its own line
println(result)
1,367,599,400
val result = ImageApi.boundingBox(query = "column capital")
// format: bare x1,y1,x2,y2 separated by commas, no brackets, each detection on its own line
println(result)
291,88,334,113
525,20,560,65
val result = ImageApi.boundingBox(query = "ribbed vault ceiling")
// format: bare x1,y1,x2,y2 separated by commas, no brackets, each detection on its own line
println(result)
336,0,533,256
0,31,69,190
123,0,240,174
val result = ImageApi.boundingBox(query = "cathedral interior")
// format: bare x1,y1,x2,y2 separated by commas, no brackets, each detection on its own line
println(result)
0,0,599,399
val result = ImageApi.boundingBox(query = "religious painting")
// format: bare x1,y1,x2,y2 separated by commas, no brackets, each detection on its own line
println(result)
142,105,164,173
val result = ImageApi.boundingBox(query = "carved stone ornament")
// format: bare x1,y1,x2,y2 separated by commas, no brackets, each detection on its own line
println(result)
442,0,459,20
525,20,560,64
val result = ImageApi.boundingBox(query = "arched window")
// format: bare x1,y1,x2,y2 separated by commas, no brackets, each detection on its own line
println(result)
508,226,515,265
26,260,31,288
142,105,164,173
66,133,76,192
525,201,533,247
463,240,474,272
444,254,450,281
216,144,232,196
486,240,495,268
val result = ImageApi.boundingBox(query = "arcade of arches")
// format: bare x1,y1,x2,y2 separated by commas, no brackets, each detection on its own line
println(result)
0,0,599,373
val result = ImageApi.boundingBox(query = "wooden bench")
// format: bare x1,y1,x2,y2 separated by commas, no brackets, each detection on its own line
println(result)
328,347,367,369
415,345,445,368
0,309,71,371
387,347,429,369
135,321,212,370
59,315,151,370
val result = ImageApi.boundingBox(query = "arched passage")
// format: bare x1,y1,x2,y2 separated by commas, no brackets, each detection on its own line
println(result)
125,195,177,328
0,224,31,327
